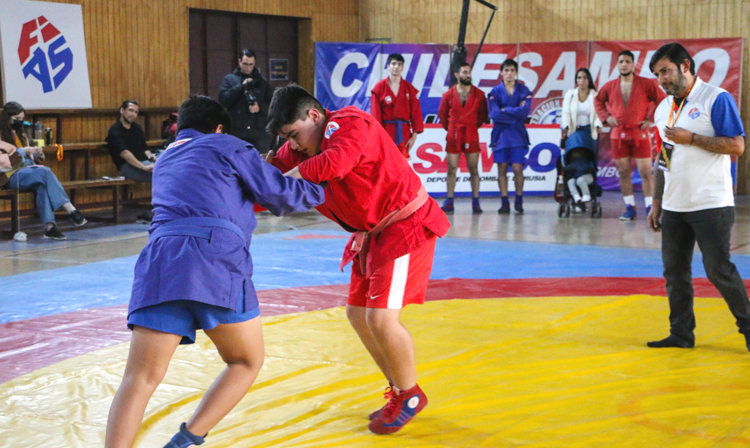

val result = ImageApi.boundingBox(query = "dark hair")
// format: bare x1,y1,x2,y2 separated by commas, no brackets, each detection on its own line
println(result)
501,59,518,71
240,48,256,60
454,62,471,74
176,95,232,135
649,42,695,76
617,50,635,62
386,53,405,65
266,85,324,135
0,101,28,146
120,100,139,111
575,68,596,90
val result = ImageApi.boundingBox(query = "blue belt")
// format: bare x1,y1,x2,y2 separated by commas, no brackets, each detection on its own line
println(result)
383,119,409,145
150,217,246,244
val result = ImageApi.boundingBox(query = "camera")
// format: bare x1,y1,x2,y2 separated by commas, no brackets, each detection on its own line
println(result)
245,90,257,106
244,78,261,107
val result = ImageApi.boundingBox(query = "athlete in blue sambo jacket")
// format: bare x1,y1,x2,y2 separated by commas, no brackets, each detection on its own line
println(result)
105,95,325,448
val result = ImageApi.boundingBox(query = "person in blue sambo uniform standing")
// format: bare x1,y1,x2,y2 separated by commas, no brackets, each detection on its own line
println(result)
104,95,325,448
488,58,533,214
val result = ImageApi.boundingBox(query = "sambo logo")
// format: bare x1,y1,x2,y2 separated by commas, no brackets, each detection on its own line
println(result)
530,98,562,125
324,121,340,139
688,108,700,119
18,16,73,93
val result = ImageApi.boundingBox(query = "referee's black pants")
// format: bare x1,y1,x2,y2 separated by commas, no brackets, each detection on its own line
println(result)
662,206,750,346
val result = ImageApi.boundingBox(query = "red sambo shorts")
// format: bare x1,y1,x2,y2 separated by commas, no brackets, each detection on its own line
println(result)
446,140,480,154
347,234,437,309
611,129,652,159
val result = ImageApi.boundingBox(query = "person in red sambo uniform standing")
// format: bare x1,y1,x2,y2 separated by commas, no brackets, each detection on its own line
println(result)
370,53,425,158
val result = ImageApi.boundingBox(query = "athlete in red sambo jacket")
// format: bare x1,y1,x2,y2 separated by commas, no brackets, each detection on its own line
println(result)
266,85,450,435
370,53,424,158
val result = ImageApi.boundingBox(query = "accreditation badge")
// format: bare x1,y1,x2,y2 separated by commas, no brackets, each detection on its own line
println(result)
657,142,674,172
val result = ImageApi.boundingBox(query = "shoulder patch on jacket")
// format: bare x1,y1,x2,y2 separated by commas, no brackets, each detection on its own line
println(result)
325,122,340,139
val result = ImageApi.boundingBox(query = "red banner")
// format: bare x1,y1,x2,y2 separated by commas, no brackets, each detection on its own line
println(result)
466,43,518,94
589,38,742,104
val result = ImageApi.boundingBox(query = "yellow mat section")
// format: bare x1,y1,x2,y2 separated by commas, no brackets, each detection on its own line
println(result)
3,295,750,447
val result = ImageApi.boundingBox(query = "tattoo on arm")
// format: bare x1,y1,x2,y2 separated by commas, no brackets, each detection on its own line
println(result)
692,134,744,156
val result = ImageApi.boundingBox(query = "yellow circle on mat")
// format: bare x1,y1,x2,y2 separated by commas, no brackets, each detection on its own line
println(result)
2,296,750,447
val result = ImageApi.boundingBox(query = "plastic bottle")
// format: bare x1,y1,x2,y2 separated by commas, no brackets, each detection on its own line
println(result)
34,121,43,140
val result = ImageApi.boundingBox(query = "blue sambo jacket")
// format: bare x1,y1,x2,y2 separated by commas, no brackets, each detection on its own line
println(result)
128,129,325,316
488,81,533,150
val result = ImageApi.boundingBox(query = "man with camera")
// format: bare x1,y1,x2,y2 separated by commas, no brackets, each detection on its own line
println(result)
218,49,275,152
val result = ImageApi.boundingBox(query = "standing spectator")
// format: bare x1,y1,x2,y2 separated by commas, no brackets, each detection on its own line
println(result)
218,48,275,153
437,62,488,213
370,53,424,158
594,50,666,221
0,101,86,240
488,59,532,214
647,43,750,351
560,68,603,209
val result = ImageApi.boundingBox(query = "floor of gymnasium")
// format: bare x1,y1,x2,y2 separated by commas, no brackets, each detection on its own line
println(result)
2,192,750,447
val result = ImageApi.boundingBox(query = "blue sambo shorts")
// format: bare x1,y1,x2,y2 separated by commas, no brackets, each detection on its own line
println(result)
128,292,260,345
493,146,528,164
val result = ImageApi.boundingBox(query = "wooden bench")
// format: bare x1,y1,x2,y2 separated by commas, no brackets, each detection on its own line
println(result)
43,139,165,181
0,139,164,237
0,178,139,236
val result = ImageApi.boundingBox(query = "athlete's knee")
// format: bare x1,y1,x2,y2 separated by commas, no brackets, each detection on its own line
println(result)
512,164,524,175
638,166,653,180
123,365,167,392
468,165,480,177
346,305,367,329
446,163,458,176
222,348,264,372
365,309,397,335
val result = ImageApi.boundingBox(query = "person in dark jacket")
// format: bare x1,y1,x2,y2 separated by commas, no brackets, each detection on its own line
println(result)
218,48,275,152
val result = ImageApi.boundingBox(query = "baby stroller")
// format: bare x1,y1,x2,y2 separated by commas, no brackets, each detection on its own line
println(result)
554,145,603,218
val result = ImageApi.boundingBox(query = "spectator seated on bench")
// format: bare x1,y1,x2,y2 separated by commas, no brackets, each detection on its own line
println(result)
106,100,158,223
1,102,87,240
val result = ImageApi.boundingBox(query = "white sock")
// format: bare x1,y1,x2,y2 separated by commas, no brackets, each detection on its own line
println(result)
581,194,591,202
572,193,582,202
644,196,653,208
63,203,76,213
623,195,635,206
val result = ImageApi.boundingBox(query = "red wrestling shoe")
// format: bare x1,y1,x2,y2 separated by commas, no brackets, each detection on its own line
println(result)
368,384,428,434
368,383,393,421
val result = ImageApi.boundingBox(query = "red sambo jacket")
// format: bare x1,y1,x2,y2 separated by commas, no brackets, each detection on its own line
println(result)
271,107,450,274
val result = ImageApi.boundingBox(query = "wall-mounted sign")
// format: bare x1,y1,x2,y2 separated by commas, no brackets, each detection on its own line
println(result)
0,0,93,109
269,59,289,81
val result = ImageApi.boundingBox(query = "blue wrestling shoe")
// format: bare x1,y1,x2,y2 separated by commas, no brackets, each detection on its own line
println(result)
369,384,428,434
514,195,524,214
619,205,637,221
472,197,482,214
498,197,510,214
441,198,454,213
164,423,205,448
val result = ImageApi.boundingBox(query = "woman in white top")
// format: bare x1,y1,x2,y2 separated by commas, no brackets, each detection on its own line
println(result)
560,68,603,206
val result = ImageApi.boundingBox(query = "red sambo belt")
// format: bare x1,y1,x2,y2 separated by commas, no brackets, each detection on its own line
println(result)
340,185,429,276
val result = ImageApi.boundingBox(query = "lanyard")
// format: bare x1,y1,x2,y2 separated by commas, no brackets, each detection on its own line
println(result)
667,79,696,127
